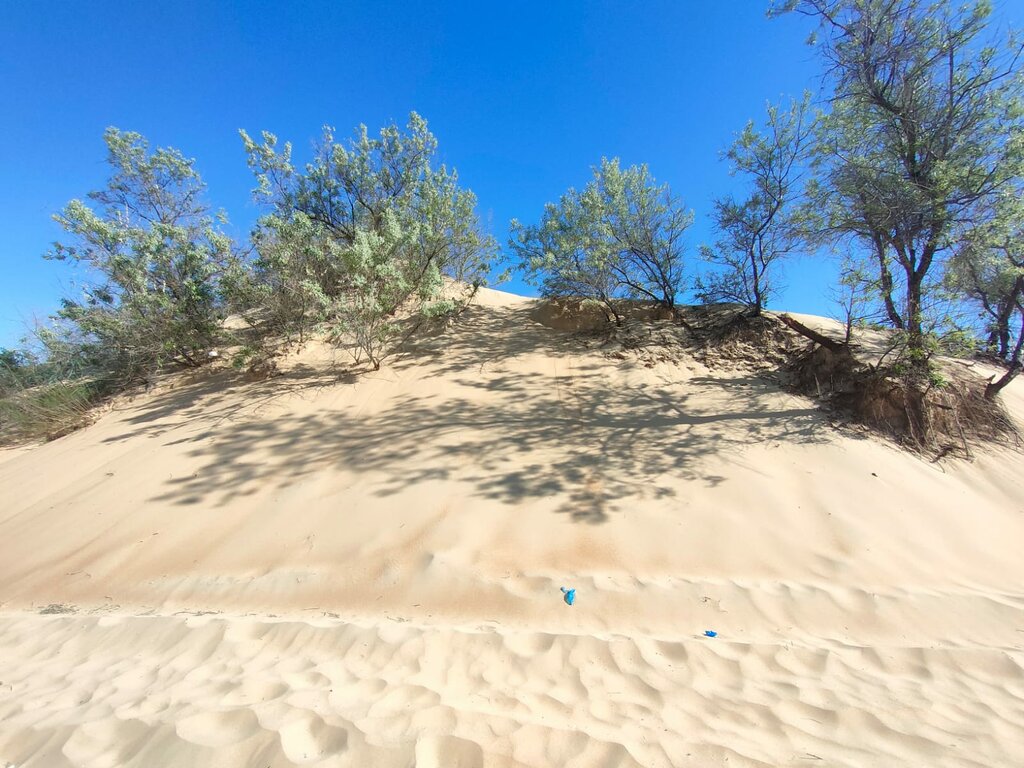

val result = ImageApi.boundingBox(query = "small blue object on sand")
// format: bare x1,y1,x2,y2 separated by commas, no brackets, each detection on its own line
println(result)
561,587,576,606
704,630,717,638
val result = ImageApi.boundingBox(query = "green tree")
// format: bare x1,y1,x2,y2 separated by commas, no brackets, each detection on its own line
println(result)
697,95,814,314
224,212,342,346
330,209,449,369
239,113,496,368
830,254,879,343
945,193,1024,395
45,128,234,382
510,158,691,324
773,0,1024,373
0,348,25,372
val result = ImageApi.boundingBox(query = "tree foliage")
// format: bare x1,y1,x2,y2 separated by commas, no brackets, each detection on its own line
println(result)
510,157,691,324
45,128,233,382
224,212,342,346
829,254,881,343
774,0,1024,372
0,348,29,398
697,95,814,314
237,113,496,368
945,192,1024,394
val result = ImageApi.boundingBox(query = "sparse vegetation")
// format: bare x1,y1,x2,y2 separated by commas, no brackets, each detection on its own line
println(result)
0,380,100,443
697,95,814,315
4,2,1022,454
0,345,105,443
510,158,692,325
830,255,878,344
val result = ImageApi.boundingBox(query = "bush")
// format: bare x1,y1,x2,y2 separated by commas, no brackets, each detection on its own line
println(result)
238,112,497,368
510,157,691,325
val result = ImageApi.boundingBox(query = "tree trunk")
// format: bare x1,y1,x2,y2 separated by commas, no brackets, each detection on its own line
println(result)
601,298,623,327
985,314,1024,399
779,314,845,351
985,357,1022,399
986,327,1002,356
993,277,1024,359
904,272,927,374
750,249,763,316
873,238,904,329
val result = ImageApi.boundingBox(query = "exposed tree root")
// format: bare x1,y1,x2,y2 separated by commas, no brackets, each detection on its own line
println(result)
530,299,1020,457
786,338,1019,456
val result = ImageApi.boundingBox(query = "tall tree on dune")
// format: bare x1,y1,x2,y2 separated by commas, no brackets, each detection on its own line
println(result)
771,0,1024,375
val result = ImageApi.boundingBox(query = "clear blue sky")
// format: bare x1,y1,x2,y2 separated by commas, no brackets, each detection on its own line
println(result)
2,0,1022,348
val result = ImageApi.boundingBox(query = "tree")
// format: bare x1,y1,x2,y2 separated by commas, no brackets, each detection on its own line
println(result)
330,209,450,369
239,113,496,367
0,348,25,372
773,0,1024,373
697,95,814,315
510,178,622,324
510,158,691,324
945,192,1024,396
830,255,878,343
45,128,234,382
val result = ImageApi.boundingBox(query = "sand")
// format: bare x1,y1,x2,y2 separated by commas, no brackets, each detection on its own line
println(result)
1,288,1023,767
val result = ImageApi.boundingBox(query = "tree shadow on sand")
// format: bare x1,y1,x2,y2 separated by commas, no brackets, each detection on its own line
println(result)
130,302,828,523
100,363,354,444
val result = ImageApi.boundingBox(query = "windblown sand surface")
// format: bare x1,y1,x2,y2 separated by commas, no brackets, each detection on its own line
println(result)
1,288,1023,767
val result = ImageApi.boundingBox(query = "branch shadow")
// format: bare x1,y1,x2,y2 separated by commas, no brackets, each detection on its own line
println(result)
100,364,352,444
135,302,829,523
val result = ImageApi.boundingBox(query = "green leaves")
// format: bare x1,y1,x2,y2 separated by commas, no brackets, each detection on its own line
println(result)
787,0,1024,364
45,129,234,382
238,113,496,368
698,94,813,313
945,191,1024,360
511,157,691,323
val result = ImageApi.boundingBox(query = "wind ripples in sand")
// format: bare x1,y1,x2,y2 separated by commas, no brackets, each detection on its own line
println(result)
1,611,1023,768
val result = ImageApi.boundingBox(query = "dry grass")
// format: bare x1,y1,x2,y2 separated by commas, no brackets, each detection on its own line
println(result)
0,380,101,444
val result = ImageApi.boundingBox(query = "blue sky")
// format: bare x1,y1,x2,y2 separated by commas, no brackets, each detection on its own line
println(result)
2,0,1022,348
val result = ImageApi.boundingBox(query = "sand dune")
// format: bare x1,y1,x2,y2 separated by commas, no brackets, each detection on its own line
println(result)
1,288,1023,767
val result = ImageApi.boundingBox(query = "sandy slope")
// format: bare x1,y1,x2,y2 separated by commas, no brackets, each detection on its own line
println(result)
1,288,1023,767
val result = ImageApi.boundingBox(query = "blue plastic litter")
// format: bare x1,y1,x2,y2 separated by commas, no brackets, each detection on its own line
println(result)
704,630,717,638
560,587,576,606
